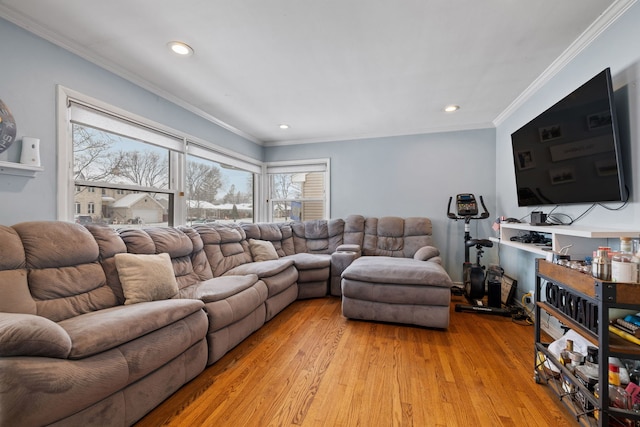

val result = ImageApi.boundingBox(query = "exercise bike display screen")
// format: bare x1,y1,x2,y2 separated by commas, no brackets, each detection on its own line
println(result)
456,194,478,216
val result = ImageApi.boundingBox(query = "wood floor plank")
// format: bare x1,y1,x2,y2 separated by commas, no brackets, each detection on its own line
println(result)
135,295,579,427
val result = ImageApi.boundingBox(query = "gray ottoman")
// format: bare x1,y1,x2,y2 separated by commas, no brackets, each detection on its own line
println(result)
341,256,453,329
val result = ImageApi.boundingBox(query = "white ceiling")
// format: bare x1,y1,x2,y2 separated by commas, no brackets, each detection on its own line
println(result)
0,0,630,145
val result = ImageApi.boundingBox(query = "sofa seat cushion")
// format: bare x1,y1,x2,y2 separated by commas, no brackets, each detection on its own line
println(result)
58,299,205,359
342,256,452,287
202,280,268,332
224,258,294,278
282,253,331,270
178,275,259,303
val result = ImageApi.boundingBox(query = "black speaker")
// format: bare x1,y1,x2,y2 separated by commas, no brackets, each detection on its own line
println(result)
487,280,501,308
531,211,547,224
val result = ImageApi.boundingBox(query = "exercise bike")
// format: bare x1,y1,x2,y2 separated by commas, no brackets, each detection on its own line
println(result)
447,194,512,316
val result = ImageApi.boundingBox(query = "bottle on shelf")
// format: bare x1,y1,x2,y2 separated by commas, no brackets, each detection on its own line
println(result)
608,363,630,410
585,346,599,369
612,237,638,283
592,246,612,281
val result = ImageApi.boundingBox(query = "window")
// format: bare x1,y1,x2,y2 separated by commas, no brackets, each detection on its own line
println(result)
70,122,174,227
186,144,260,225
266,160,330,221
58,86,262,226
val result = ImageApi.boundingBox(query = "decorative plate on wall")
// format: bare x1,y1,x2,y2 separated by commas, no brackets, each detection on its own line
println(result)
0,98,17,154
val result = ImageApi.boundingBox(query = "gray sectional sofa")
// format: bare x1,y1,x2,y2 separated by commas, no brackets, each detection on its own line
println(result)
0,215,452,426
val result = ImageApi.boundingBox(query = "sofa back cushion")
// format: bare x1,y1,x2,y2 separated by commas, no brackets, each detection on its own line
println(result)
12,221,118,322
291,219,345,254
0,225,36,315
117,227,212,290
241,222,295,257
343,215,365,247
363,217,433,258
197,223,253,276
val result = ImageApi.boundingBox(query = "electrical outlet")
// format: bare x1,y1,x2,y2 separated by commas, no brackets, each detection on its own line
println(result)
524,291,533,304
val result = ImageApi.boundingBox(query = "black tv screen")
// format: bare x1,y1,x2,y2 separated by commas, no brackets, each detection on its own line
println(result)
511,68,625,207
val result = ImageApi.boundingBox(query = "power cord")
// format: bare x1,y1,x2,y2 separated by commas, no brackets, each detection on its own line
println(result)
510,293,535,326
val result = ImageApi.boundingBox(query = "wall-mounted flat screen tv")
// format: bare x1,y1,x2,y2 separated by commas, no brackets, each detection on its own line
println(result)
511,68,626,207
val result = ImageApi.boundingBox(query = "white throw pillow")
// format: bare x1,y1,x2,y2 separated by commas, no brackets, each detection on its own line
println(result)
248,239,279,262
114,252,179,305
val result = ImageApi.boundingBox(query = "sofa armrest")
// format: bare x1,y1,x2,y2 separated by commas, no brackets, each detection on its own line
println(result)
331,250,360,276
413,246,440,262
336,244,361,256
0,312,72,358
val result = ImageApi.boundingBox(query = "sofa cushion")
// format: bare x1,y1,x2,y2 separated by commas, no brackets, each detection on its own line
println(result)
225,258,295,278
0,269,36,314
248,239,279,262
115,253,179,305
0,313,72,358
362,217,433,258
179,275,260,303
58,299,205,358
13,221,119,321
342,256,452,287
283,252,331,270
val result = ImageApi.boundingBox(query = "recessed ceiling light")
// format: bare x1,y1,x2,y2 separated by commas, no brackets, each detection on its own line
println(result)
444,105,460,112
167,41,194,56
279,124,290,129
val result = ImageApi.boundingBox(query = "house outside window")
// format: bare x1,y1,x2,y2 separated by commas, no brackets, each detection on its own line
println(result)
70,122,173,227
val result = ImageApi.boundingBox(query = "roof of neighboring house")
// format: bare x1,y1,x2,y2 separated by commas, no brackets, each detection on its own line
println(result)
110,193,164,209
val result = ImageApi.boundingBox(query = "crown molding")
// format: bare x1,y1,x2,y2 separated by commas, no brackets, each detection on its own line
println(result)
0,6,264,146
493,0,638,127
263,121,495,147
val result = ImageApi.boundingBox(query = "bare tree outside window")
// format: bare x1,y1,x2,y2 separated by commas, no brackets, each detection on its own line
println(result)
186,156,254,223
186,161,223,203
72,124,172,227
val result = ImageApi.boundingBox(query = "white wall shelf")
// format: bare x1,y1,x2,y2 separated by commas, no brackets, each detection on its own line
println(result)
0,160,43,177
498,222,640,259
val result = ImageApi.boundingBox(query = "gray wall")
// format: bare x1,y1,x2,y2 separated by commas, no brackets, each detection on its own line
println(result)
0,18,262,224
264,128,498,281
494,2,640,295
3,1,640,288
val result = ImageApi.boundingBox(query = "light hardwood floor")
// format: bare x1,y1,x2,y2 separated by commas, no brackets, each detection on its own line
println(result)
135,295,578,427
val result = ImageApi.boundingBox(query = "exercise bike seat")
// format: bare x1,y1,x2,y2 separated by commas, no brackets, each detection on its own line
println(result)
465,238,493,248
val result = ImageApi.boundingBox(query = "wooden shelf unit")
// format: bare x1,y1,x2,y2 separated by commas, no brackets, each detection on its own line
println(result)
534,259,640,426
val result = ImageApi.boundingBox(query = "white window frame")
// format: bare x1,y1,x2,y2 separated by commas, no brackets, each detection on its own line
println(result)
186,141,262,223
264,158,330,221
56,86,263,224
